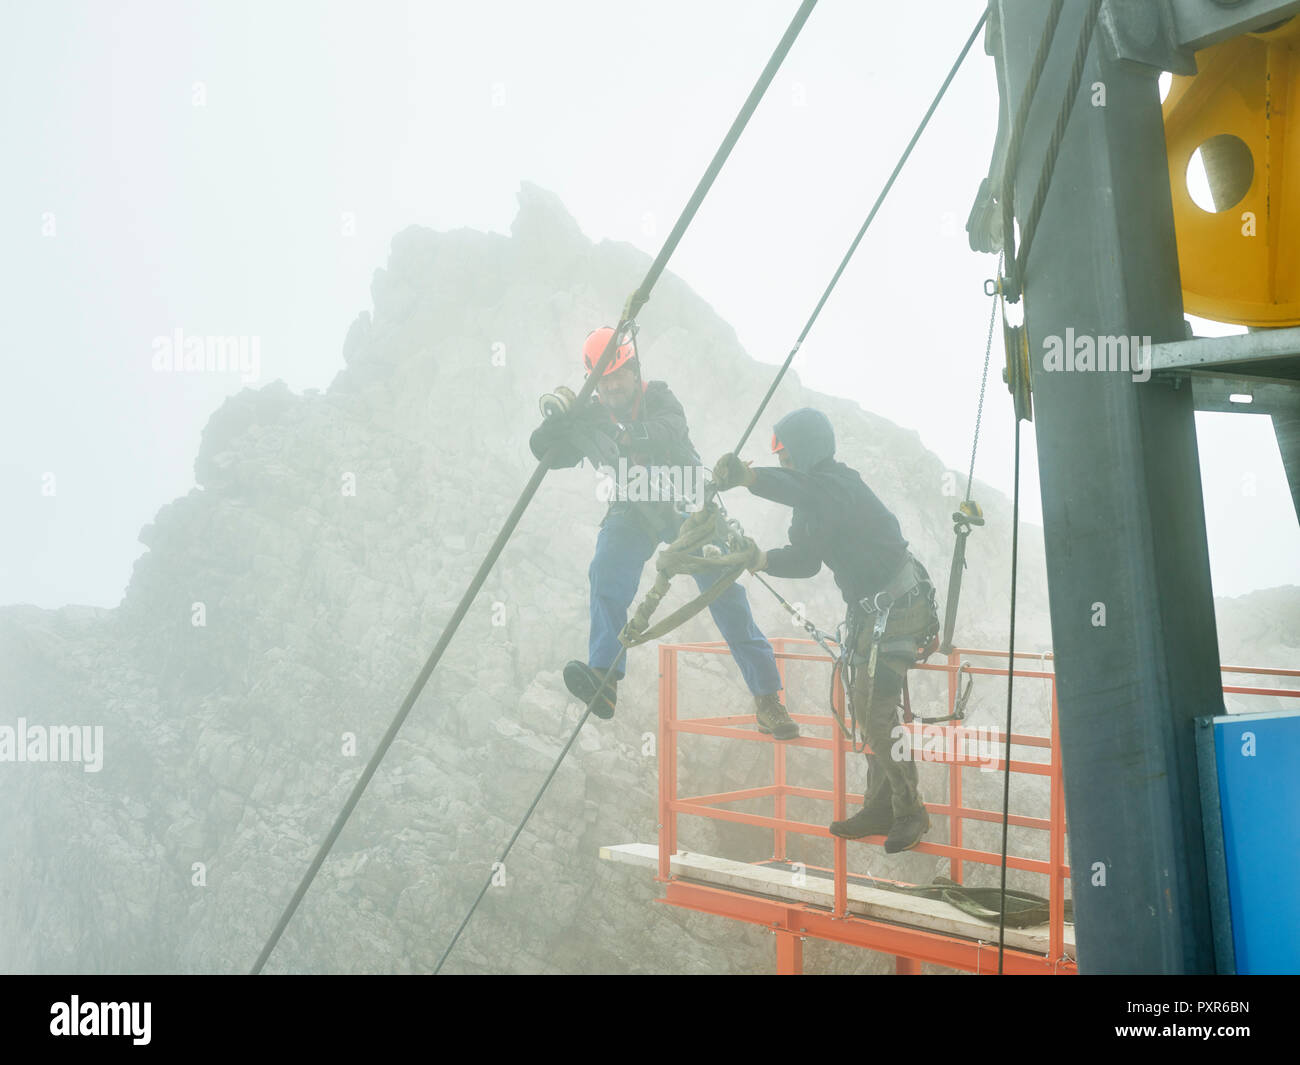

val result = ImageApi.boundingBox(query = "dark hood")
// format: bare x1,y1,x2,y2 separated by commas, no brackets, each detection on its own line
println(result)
772,408,835,473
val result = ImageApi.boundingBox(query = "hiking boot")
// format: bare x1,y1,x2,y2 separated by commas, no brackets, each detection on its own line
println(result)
829,794,894,839
563,660,617,720
754,693,799,740
883,809,931,853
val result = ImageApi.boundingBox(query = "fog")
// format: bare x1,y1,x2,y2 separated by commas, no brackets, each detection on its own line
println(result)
2,0,1296,608
0,0,1296,981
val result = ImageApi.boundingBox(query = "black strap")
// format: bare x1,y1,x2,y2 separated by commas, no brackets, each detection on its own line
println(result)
940,526,971,655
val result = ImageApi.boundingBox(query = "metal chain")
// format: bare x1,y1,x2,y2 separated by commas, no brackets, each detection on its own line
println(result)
966,252,1003,502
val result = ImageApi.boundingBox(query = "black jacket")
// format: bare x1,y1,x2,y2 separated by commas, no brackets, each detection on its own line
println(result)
529,380,703,541
749,459,909,606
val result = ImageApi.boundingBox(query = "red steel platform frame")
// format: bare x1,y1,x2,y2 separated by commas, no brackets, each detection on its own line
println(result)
650,636,1300,975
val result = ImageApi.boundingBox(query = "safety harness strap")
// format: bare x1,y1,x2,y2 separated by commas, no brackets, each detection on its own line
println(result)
858,875,1072,929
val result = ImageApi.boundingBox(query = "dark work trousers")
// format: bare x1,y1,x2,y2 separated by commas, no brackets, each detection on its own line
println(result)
851,594,933,818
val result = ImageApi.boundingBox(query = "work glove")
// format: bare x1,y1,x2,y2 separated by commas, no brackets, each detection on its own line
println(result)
532,410,572,448
712,452,755,491
531,404,623,470
530,409,585,468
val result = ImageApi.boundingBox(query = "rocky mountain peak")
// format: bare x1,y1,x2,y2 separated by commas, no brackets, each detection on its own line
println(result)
13,185,1289,975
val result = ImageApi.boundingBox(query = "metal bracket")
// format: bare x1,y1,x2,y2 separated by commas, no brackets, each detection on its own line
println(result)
1168,0,1300,51
1100,0,1197,74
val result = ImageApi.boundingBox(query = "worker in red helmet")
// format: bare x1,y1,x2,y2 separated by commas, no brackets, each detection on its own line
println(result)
580,326,640,415
530,326,658,469
529,326,796,739
712,408,940,853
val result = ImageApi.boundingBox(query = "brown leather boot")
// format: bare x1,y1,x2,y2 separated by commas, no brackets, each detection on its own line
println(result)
754,693,799,740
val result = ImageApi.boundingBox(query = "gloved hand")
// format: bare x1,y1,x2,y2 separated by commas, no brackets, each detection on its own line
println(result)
532,410,573,449
712,452,755,491
530,410,584,467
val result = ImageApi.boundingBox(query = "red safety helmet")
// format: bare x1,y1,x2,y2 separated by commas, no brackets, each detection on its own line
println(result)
582,327,637,377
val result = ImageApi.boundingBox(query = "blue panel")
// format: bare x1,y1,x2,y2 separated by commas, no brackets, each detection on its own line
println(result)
1210,711,1300,974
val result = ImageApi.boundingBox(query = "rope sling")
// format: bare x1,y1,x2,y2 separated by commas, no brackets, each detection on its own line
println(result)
619,500,760,648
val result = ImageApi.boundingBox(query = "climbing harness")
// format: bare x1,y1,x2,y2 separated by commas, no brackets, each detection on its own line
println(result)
838,593,894,753
753,554,942,752
902,660,974,728
827,556,941,752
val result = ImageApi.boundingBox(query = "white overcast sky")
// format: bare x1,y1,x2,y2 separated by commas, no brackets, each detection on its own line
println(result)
2,0,1297,609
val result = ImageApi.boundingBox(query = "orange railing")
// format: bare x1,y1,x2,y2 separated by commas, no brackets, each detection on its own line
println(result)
654,637,1300,974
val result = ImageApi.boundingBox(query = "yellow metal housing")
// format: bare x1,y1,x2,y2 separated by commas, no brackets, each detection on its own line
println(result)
1164,18,1300,326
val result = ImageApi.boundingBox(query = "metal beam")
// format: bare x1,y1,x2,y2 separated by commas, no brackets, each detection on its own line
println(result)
1185,373,1300,414
1169,0,1300,52
1150,329,1300,412
993,0,1222,973
1101,0,1196,75
1149,326,1300,374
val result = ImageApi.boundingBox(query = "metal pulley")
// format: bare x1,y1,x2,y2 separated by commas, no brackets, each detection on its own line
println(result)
953,499,984,532
539,385,576,420
1001,319,1033,422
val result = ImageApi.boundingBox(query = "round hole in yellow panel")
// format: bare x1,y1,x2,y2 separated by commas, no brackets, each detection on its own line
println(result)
1186,134,1254,213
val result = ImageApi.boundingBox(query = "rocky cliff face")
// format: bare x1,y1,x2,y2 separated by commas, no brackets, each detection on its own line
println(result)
2,184,1292,974
1213,586,1300,715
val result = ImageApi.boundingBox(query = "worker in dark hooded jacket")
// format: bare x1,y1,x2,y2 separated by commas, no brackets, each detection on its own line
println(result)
712,407,939,853
529,326,797,740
